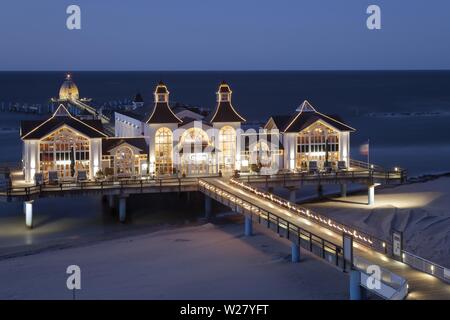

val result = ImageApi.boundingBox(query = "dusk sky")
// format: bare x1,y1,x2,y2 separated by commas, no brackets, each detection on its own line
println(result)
1,0,449,70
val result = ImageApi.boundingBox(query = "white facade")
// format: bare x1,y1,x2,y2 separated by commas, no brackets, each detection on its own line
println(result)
22,140,39,182
115,112,143,137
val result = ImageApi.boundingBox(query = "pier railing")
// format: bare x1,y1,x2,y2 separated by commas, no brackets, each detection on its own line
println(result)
353,256,408,300
1,175,218,198
238,167,406,186
229,179,450,285
402,251,450,284
229,178,388,253
198,180,346,270
199,179,409,300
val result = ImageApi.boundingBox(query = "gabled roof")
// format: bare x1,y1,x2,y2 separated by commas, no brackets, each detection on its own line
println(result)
283,100,355,133
146,82,182,124
21,103,107,140
102,137,148,155
208,82,246,123
265,115,291,130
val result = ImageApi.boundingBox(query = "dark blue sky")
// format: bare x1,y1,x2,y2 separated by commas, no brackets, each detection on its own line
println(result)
0,0,449,70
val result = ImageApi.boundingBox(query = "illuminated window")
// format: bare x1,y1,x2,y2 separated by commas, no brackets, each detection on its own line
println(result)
115,146,135,175
155,127,173,175
39,127,90,179
219,126,236,170
296,122,339,169
179,128,214,175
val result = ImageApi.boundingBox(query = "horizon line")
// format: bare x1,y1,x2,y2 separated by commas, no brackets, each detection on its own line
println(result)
1,69,450,73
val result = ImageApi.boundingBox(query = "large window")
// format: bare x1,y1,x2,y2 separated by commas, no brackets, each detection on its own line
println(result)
155,127,173,175
115,146,135,176
179,128,215,175
39,127,90,178
219,126,236,170
296,123,339,169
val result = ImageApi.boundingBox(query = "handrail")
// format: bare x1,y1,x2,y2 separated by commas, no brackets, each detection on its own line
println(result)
402,250,450,284
229,178,448,286
1,175,220,197
238,168,405,185
198,179,344,268
353,255,408,300
200,179,408,300
229,178,388,252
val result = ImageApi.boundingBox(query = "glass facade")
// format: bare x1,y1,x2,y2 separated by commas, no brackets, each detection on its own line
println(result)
39,127,90,179
219,126,236,171
155,127,173,175
296,122,339,170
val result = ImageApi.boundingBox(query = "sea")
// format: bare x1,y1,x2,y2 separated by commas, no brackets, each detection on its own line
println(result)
0,71,450,250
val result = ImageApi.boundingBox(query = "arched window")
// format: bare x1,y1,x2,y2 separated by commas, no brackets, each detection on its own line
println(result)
115,146,134,175
252,141,271,167
39,127,90,179
296,122,339,169
219,126,236,170
155,127,173,175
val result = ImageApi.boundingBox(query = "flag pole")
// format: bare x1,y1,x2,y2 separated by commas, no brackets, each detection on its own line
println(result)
367,139,370,170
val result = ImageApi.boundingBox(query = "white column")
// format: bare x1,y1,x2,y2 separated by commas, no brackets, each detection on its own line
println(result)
24,200,33,228
368,185,375,205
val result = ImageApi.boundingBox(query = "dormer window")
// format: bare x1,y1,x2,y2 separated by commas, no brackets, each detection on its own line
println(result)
157,94,166,102
220,93,229,102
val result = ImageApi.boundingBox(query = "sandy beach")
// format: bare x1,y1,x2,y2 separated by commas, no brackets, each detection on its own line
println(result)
0,220,349,300
302,176,450,268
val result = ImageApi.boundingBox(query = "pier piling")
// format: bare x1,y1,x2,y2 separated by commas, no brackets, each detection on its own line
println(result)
119,197,127,223
204,195,212,219
291,242,300,263
340,183,347,197
24,200,33,229
349,270,364,300
244,215,253,236
368,184,375,205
